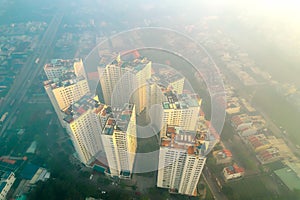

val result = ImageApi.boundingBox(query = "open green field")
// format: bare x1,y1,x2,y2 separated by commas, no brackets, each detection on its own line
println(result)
223,174,291,200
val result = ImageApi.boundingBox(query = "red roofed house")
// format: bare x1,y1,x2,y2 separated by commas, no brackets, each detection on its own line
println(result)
223,164,245,181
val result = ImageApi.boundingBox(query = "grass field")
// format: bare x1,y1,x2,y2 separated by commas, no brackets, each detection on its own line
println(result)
224,174,287,200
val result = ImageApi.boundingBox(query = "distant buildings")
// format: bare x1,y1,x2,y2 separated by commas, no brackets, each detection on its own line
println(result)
229,100,298,166
0,171,15,200
246,134,271,153
231,114,265,137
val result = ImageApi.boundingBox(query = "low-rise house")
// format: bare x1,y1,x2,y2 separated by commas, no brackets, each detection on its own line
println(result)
213,149,233,165
223,164,244,181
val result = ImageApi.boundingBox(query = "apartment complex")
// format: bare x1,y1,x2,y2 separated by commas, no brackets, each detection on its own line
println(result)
44,58,138,176
44,58,86,80
145,73,185,129
44,55,209,193
161,91,201,137
44,59,90,126
98,56,151,113
63,95,111,165
157,126,208,196
101,103,137,179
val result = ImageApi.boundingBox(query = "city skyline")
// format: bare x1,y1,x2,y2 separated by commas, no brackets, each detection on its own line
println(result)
1,1,300,199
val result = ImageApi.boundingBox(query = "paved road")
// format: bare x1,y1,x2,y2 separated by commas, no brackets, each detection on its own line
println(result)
203,167,228,200
0,13,63,137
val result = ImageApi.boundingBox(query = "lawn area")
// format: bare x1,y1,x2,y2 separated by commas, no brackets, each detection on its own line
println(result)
224,175,281,200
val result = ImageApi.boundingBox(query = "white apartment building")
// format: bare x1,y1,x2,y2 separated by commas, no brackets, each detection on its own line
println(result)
45,77,90,126
44,59,82,80
44,59,90,126
63,95,111,165
98,56,151,113
157,126,208,196
101,104,137,179
161,91,201,137
73,59,87,79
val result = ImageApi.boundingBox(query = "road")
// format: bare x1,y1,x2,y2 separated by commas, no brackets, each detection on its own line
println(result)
203,167,228,200
0,13,63,137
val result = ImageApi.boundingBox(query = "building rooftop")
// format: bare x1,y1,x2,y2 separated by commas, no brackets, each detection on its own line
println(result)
162,90,201,110
150,71,184,89
43,73,85,90
44,58,79,70
275,166,300,191
106,55,151,74
102,103,134,135
224,164,245,175
63,95,111,124
160,126,209,156
247,134,270,150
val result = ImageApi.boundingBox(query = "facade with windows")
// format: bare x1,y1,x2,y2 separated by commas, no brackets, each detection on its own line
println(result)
63,95,111,165
98,56,151,114
44,59,90,126
157,126,208,196
160,91,201,137
101,104,137,179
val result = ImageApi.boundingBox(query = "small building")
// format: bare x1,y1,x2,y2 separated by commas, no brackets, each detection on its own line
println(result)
223,164,244,181
213,149,232,165
256,147,280,164
231,114,252,131
0,171,16,200
226,97,241,115
239,126,257,137
247,134,271,152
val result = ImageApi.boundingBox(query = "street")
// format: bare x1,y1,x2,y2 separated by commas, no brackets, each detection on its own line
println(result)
0,13,63,137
